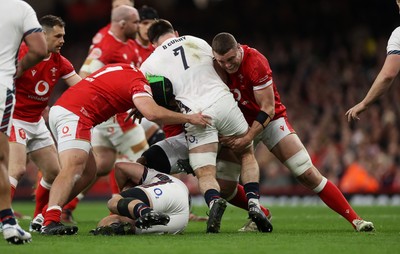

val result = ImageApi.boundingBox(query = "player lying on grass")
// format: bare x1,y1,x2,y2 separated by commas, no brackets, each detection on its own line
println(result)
90,160,190,235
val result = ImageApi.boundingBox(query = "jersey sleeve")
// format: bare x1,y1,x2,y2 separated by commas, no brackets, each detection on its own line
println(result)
131,79,153,101
248,51,273,91
60,55,76,79
21,1,42,37
387,26,400,55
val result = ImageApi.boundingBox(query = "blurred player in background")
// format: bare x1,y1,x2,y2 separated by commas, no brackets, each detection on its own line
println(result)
8,15,81,232
90,0,135,50
0,0,47,244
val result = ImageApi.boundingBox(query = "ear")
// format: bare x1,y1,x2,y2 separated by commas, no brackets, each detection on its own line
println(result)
119,20,126,27
174,30,179,37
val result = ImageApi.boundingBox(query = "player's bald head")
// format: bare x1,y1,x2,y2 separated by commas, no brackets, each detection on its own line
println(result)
111,5,138,23
112,0,134,9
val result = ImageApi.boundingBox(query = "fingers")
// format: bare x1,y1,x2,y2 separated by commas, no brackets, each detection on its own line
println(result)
345,108,360,122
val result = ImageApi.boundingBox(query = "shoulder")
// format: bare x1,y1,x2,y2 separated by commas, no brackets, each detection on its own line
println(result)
242,45,272,84
243,45,271,71
14,0,34,12
387,26,400,53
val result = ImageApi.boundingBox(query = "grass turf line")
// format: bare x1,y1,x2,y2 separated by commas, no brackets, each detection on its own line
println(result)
0,201,398,254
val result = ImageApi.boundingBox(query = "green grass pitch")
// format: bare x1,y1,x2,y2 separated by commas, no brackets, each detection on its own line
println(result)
1,201,399,254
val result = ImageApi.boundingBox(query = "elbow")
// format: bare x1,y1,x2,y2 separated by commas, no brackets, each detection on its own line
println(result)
145,113,158,122
143,110,161,122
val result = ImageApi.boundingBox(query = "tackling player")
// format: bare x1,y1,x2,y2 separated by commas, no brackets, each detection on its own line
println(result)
66,6,148,220
40,63,209,235
212,32,375,232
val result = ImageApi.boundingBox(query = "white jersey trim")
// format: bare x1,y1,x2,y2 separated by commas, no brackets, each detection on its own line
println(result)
253,79,273,91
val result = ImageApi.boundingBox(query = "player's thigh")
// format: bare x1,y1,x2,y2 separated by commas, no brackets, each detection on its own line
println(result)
213,94,249,137
30,144,60,181
93,146,117,175
156,132,188,164
271,133,305,162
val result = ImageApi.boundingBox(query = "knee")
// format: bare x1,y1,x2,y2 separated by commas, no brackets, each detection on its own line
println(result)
41,167,60,182
296,167,323,189
284,148,313,177
9,165,27,180
195,166,216,179
107,195,121,211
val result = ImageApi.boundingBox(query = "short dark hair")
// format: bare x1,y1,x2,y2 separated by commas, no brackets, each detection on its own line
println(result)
39,15,65,29
147,19,174,44
212,32,237,55
139,5,159,21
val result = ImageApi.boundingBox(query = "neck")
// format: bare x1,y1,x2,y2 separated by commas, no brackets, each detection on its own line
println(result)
136,34,149,46
156,33,176,47
110,24,127,42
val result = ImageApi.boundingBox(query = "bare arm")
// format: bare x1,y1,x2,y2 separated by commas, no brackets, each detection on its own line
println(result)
220,85,275,152
133,96,211,126
245,85,275,141
16,32,47,78
346,54,400,121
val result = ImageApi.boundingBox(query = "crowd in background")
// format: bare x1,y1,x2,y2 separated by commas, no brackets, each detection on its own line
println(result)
17,0,400,197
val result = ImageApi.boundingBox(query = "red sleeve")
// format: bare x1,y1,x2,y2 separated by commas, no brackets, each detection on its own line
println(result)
18,42,29,61
60,55,75,77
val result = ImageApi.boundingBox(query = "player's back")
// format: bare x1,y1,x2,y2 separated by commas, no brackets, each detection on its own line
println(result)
55,64,149,126
140,35,231,113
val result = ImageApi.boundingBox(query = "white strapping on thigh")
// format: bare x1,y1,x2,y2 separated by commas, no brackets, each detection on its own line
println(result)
283,148,313,177
189,152,217,170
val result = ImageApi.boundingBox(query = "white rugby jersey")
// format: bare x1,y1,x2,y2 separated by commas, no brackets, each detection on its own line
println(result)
140,35,230,113
387,26,400,54
0,0,42,90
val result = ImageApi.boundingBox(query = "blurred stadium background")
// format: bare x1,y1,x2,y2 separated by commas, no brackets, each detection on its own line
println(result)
16,0,400,202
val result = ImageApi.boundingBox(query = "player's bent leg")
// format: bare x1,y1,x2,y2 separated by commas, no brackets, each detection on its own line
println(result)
135,211,170,229
135,212,188,235
274,135,375,232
